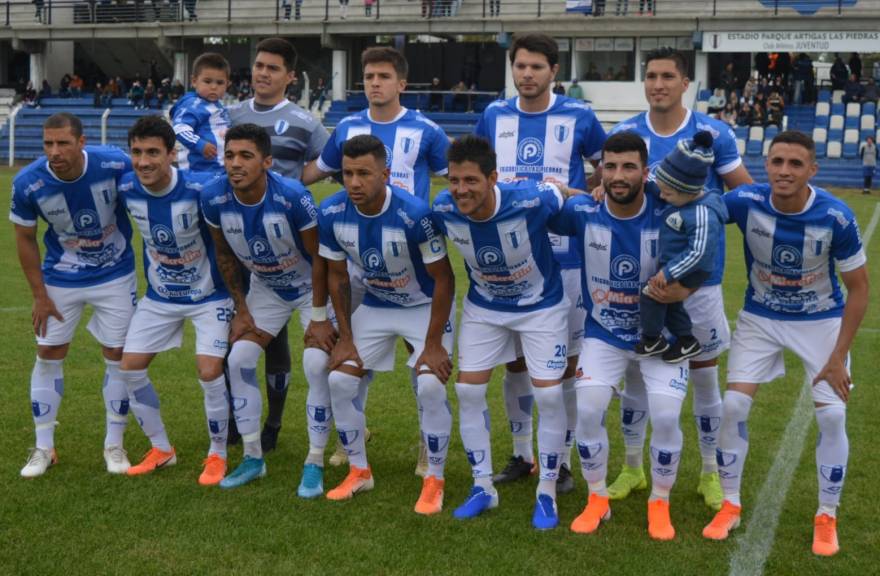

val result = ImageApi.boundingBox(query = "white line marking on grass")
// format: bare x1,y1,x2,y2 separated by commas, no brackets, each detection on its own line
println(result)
728,201,880,576
0,307,28,312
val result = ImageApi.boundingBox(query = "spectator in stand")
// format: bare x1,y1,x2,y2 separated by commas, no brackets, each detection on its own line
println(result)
830,54,849,91
729,89,741,108
59,74,72,98
603,67,616,81
115,76,127,98
183,0,197,21
585,62,601,81
237,78,252,101
753,90,767,114
707,88,726,115
863,78,879,104
720,102,737,127
129,80,145,108
754,52,769,78
750,102,765,127
843,73,864,104
849,53,862,81
101,82,114,107
144,78,156,108
428,77,443,111
338,0,349,19
615,64,631,81
490,0,500,16
364,0,374,16
310,76,327,110
766,89,784,127
171,79,185,102
552,80,566,95
69,74,84,98
792,53,813,105
720,62,739,98
24,81,38,107
156,78,170,108
107,78,118,97
33,0,44,22
860,136,877,194
287,73,303,104
451,79,468,111
93,82,104,107
40,79,52,99
567,78,584,101
742,74,758,104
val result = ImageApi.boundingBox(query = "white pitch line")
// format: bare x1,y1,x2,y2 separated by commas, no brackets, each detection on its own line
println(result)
728,201,880,576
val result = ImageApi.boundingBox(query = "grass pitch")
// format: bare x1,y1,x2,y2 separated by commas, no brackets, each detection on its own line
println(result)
0,167,877,575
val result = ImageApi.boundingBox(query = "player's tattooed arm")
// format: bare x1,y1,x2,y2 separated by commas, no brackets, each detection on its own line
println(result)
327,257,362,371
416,255,455,382
302,227,337,352
14,224,63,337
813,265,869,402
209,226,255,341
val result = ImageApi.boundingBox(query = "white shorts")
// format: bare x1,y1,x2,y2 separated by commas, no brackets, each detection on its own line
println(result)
350,302,455,372
123,296,233,358
37,273,137,348
247,278,314,337
682,283,730,361
727,310,847,406
459,297,570,380
575,337,689,401
562,267,586,354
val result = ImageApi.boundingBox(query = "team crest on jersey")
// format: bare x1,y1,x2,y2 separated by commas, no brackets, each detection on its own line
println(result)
665,211,684,232
400,137,415,154
517,137,544,165
611,254,640,280
274,119,289,135
554,125,570,143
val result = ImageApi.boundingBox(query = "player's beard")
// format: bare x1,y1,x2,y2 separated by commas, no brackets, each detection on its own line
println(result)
605,181,641,205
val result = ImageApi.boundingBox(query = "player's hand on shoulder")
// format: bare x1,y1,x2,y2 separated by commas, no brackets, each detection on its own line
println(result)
202,142,218,160
329,337,363,372
32,295,63,337
304,320,338,353
415,341,453,383
590,183,605,203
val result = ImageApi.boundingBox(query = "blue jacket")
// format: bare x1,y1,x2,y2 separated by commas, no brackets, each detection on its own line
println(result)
170,91,229,173
659,192,728,282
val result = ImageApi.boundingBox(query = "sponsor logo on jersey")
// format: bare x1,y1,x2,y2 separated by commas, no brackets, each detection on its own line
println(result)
151,224,176,247
476,246,505,268
516,137,544,165
611,254,640,280
772,244,803,268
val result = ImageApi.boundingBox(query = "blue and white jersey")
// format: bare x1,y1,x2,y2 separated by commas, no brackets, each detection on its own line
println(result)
317,186,446,309
171,91,230,173
724,184,866,320
611,109,742,285
316,108,450,201
433,180,564,313
201,171,317,302
120,168,227,305
549,186,665,350
475,94,607,269
9,146,134,288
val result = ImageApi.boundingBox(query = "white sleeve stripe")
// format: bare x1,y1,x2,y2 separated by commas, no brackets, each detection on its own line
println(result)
173,124,201,143
547,183,564,210
318,244,346,261
204,219,220,228
717,157,743,175
8,213,37,227
434,168,449,176
668,205,708,278
836,250,867,273
316,157,336,173
419,240,448,264
298,220,318,232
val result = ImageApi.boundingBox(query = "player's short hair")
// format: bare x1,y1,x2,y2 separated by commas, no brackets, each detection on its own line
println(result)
342,134,387,166
255,37,298,71
644,47,689,78
361,46,408,80
447,135,497,177
128,115,176,152
192,52,231,79
509,34,559,68
43,112,83,138
225,123,272,158
602,131,648,166
769,130,816,161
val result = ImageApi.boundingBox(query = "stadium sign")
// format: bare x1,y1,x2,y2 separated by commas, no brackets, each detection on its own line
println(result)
701,31,880,52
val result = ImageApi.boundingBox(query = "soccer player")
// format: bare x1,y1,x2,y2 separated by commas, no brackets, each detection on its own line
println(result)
200,124,333,489
607,47,753,509
170,52,231,173
474,33,606,491
549,131,690,540
228,37,331,452
703,132,869,557
317,135,455,514
11,112,135,477
114,116,232,485
433,136,572,530
302,45,451,473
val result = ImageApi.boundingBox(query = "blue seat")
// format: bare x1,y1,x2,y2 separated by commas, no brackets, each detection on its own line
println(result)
734,126,748,139
815,141,827,157
828,128,843,142
698,89,712,101
764,125,779,140
831,103,845,116
861,128,875,141
845,116,859,129
814,115,829,128
817,90,831,103
842,142,859,158
864,102,876,117
746,140,763,156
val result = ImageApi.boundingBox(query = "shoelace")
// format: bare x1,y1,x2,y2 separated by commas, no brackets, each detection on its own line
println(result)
108,448,127,463
26,448,48,465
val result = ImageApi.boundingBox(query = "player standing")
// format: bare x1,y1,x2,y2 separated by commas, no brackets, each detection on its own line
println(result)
11,113,135,477
703,132,869,557
474,33,606,491
607,47,752,509
316,135,455,514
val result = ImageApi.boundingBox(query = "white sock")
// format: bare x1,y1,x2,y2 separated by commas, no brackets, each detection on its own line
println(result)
228,340,264,459
620,378,649,468
31,357,64,450
717,390,753,507
417,373,452,479
411,368,424,429
303,347,332,464
329,370,368,469
455,383,493,479
576,386,614,497
502,369,534,462
815,404,848,517
533,383,566,499
691,366,722,474
200,375,228,458
562,376,577,469
358,371,372,413
121,368,171,452
648,393,684,501
102,359,129,449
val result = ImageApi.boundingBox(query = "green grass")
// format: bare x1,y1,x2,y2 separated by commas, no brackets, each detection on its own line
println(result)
0,168,877,575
